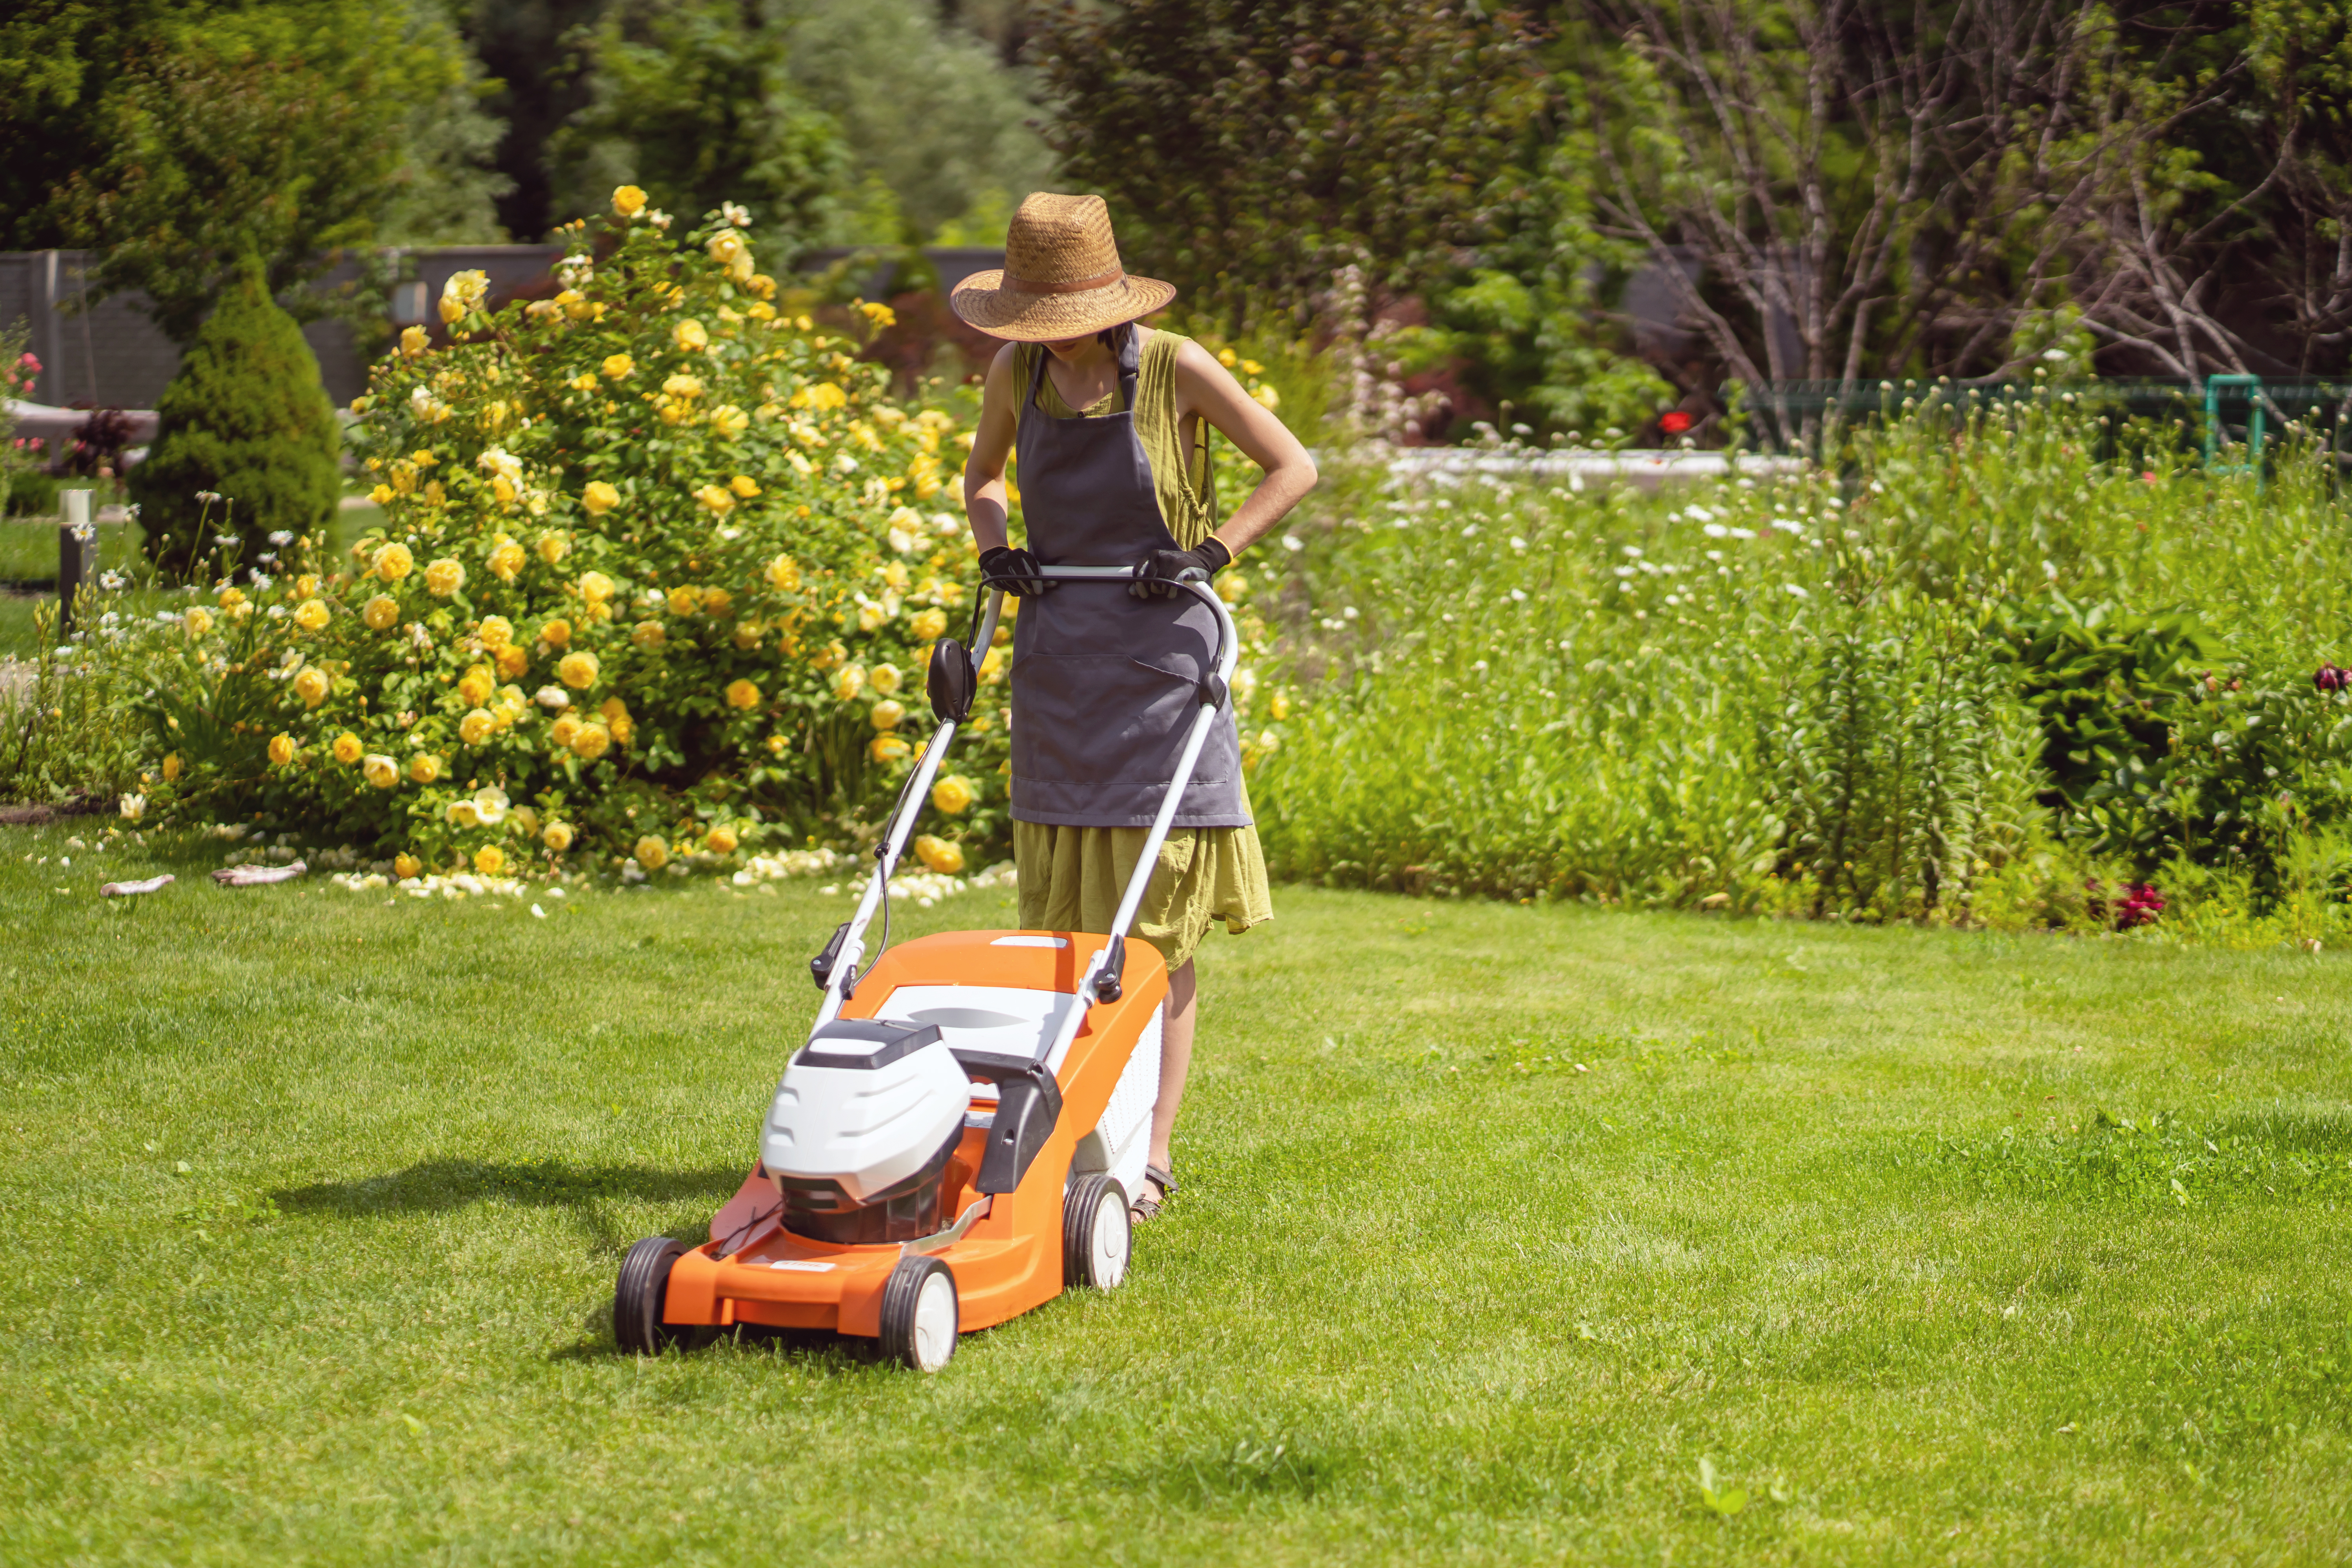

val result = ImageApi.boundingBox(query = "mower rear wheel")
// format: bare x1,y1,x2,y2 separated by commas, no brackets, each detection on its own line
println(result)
614,1236,699,1355
1063,1174,1131,1291
879,1256,958,1372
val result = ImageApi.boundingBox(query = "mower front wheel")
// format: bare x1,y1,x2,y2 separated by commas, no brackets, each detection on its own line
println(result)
878,1255,959,1372
614,1236,705,1356
1063,1174,1131,1291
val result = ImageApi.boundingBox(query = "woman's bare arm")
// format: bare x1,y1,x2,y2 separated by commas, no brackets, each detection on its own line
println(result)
960,341,1023,554
1170,339,1318,559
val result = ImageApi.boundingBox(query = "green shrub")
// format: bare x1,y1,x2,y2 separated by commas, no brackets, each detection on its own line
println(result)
1249,393,2352,929
127,258,342,579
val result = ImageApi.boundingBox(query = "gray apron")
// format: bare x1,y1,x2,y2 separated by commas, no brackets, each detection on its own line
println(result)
1009,332,1250,829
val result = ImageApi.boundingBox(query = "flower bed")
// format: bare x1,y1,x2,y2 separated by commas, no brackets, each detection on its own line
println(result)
129,187,1011,876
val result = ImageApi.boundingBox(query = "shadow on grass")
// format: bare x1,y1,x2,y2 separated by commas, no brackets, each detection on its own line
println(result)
273,1157,743,1218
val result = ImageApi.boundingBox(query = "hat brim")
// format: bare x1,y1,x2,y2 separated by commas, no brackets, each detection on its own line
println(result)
948,270,1178,342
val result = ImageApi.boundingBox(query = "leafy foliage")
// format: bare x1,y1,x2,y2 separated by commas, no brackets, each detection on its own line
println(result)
1031,1,1542,329
551,0,854,258
4,0,503,340
1251,396,2352,927
127,261,343,579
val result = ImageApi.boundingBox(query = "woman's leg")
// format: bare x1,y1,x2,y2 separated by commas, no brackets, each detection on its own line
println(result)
1147,958,1196,1171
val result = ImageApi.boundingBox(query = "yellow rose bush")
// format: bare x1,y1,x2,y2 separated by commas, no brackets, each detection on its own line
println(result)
120,192,1011,875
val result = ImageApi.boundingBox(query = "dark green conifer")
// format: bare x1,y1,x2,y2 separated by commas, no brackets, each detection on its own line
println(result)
130,258,341,578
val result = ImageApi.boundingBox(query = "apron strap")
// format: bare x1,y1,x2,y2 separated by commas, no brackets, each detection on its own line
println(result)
1022,327,1139,416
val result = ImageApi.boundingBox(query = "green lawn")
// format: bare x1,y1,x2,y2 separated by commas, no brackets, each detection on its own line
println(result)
4,827,2350,1564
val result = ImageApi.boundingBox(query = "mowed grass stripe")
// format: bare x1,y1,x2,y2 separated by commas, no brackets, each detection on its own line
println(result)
3,825,2349,1564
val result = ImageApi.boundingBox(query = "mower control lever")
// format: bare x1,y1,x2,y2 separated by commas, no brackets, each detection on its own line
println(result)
958,1055,1063,1194
809,921,851,990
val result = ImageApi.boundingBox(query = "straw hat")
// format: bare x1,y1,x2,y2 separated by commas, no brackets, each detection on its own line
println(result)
949,192,1175,342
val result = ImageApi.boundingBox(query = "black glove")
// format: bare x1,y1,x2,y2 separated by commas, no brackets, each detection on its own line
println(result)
1128,537,1232,599
977,545,1055,597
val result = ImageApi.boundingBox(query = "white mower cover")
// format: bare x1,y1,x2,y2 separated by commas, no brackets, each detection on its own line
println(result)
761,1025,969,1204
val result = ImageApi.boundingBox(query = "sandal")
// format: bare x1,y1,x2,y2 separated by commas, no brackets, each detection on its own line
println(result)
1131,1163,1178,1223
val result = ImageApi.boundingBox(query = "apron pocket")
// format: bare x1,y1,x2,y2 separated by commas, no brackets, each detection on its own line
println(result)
1013,653,1200,787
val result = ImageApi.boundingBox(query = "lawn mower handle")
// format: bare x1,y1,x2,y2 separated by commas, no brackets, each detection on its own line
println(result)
809,566,1238,1033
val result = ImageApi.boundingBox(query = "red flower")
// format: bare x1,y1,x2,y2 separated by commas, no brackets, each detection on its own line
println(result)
1659,410,1693,434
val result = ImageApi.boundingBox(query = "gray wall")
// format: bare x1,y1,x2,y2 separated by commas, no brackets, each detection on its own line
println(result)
0,248,566,412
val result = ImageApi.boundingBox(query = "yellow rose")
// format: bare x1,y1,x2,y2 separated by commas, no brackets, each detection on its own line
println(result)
549,713,583,748
474,844,507,877
295,573,319,599
931,774,976,815
538,532,569,565
634,835,668,870
512,805,540,838
869,735,911,764
869,663,903,696
632,621,666,649
674,319,708,352
408,753,441,785
447,800,481,829
708,229,754,277
394,852,422,879
478,615,514,650
543,821,575,852
710,404,749,439
540,617,573,649
294,667,330,708
666,585,701,617
706,824,740,855
600,697,630,723
702,587,733,617
459,708,496,744
374,542,415,581
294,599,330,632
370,483,395,505
458,669,495,707
831,664,866,701
440,269,488,323
694,483,735,517
363,595,400,630
424,558,465,597
489,541,526,581
365,754,399,789
162,752,182,782
332,732,364,764
495,643,529,678
581,481,619,516
733,621,764,650
268,733,297,767
217,585,247,611
613,185,647,216
558,650,600,689
579,570,613,603
570,722,611,760
910,608,947,641
609,713,635,746
914,835,965,875
601,353,634,380
766,554,801,592
726,679,761,710
400,325,429,356
869,699,906,731
184,607,214,638
730,474,760,499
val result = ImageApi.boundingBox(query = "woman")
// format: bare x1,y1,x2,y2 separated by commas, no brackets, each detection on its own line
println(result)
952,192,1317,1223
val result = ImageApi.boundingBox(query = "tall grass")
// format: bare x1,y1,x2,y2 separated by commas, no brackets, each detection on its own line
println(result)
1252,395,2352,927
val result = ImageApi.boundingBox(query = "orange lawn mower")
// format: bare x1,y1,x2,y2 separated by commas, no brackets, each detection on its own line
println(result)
613,564,1238,1371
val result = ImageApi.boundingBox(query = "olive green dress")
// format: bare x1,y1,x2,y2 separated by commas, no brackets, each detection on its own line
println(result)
1009,328,1274,971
